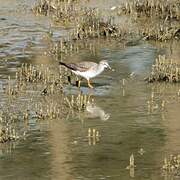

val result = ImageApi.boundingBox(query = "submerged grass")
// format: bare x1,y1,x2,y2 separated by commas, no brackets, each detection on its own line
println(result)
147,55,180,83
119,0,180,41
162,154,180,176
0,120,19,143
0,61,92,143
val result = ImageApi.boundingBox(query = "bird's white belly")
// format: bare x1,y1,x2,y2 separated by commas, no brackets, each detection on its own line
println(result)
72,70,99,79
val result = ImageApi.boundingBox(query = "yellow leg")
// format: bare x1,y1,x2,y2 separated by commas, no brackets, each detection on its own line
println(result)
78,80,81,88
87,79,93,88
76,80,81,88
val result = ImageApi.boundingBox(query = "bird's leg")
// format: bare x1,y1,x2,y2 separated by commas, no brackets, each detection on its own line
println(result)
67,76,71,84
75,80,81,88
87,79,93,88
75,75,81,88
78,80,81,88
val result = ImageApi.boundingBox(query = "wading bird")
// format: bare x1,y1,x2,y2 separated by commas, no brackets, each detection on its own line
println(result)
59,60,111,88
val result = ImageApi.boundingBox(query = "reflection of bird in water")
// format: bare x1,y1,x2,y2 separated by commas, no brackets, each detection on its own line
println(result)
86,101,110,121
59,60,111,88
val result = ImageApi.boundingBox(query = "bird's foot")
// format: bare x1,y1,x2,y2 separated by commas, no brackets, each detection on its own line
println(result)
87,80,94,89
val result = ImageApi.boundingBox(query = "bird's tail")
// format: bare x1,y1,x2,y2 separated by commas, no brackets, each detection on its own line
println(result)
59,62,67,67
59,62,76,71
59,62,70,69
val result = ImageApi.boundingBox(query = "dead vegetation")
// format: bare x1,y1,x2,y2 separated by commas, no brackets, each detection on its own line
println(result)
33,0,133,40
119,0,180,41
33,0,180,41
0,62,92,143
146,55,180,83
162,154,180,176
33,0,80,23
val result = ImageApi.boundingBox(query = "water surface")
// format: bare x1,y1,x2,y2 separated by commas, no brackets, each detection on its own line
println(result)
0,1,180,180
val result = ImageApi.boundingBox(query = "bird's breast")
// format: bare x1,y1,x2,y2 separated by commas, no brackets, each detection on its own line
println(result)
71,66,104,79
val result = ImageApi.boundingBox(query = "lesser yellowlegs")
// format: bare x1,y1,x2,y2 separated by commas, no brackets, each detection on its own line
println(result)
59,60,111,88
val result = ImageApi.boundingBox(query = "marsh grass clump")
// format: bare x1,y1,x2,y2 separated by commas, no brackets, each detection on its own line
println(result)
0,126,19,143
119,0,180,20
4,63,67,97
162,154,180,176
1,62,95,143
34,100,62,119
65,93,90,111
32,0,80,24
1,60,94,143
147,55,180,83
14,63,69,94
4,62,92,115
33,0,179,41
139,18,179,41
16,63,57,84
31,93,91,122
33,1,131,40
119,0,180,41
0,114,20,143
5,76,18,96
70,9,124,40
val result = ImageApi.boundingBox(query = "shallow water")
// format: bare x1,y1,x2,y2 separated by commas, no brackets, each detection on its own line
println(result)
0,1,180,180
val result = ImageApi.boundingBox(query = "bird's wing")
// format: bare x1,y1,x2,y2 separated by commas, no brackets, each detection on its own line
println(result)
69,61,97,72
60,61,97,72
59,62,81,71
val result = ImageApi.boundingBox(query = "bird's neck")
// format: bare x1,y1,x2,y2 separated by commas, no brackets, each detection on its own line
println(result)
97,64,105,74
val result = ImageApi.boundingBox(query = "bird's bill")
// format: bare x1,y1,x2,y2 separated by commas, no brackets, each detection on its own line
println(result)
107,64,111,70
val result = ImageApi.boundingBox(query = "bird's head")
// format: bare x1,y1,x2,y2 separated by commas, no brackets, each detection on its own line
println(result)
99,60,111,69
